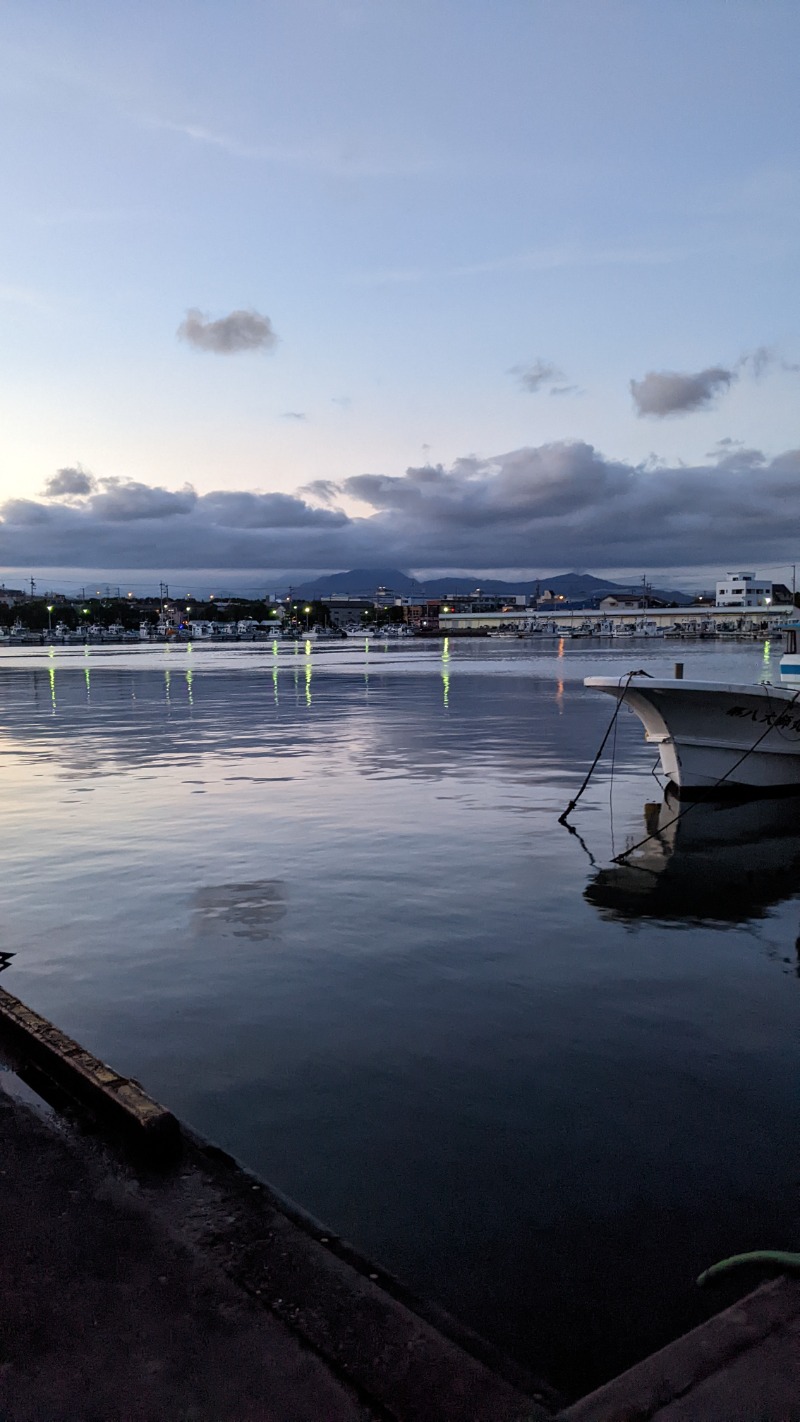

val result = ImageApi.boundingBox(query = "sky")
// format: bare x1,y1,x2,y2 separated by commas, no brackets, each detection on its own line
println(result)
0,0,798,593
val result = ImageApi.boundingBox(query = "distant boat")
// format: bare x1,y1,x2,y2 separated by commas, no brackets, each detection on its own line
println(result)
303,624,346,642
585,621,800,794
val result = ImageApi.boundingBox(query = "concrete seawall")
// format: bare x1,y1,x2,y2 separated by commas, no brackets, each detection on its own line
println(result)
0,986,554,1421
1,986,797,1420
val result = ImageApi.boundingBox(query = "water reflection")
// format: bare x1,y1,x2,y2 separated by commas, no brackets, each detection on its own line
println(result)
0,662,615,784
586,792,800,924
191,881,288,942
2,641,800,1398
442,637,450,708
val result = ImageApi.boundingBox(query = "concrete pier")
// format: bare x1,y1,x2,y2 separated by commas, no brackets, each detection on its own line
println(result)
2,991,799,1419
558,1276,800,1421
0,992,553,1422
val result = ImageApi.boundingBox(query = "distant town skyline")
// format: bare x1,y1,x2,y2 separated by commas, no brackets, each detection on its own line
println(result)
0,1,797,577
1,558,797,604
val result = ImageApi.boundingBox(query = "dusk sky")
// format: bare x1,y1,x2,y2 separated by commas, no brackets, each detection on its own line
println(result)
1,0,798,589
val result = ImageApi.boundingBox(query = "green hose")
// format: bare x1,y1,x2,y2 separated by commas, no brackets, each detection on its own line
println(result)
697,1251,800,1287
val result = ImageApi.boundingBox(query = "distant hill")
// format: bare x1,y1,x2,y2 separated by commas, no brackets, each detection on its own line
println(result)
289,567,691,604
290,568,420,596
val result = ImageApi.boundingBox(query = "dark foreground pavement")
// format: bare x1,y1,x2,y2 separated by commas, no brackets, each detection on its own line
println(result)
558,1273,800,1422
3,1063,800,1422
0,1076,549,1422
0,1082,371,1422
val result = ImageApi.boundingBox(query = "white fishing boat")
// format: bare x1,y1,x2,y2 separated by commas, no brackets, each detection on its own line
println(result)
303,624,346,642
585,622,800,794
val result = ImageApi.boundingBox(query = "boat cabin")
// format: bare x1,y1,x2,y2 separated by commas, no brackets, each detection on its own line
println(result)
780,621,800,687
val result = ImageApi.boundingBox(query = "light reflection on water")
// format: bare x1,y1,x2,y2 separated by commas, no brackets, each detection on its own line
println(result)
1,637,800,1398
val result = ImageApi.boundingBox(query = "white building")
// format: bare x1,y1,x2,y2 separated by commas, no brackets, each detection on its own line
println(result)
715,573,773,608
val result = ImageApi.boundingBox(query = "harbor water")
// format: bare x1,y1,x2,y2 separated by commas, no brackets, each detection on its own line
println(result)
2,636,800,1398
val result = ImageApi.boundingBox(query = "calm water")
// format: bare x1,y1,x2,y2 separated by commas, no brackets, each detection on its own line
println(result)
2,636,800,1397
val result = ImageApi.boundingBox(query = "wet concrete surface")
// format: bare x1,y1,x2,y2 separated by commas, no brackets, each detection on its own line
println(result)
7,1027,797,1422
559,1272,800,1422
0,1075,548,1421
0,1082,371,1421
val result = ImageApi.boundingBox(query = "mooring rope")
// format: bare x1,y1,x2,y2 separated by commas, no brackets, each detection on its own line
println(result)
612,686,800,865
698,1251,800,1287
557,670,650,828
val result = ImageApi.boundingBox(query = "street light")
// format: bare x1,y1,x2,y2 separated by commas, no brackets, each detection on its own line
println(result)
46,604,54,635
304,605,312,630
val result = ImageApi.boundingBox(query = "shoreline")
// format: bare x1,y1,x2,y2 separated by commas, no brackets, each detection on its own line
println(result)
2,988,799,1418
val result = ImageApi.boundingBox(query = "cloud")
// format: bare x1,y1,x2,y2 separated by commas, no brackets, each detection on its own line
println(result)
199,491,345,529
509,359,565,394
177,308,278,355
44,466,96,497
299,479,342,506
452,241,692,278
736,345,800,376
4,443,798,573
739,345,775,379
146,116,436,179
87,478,197,521
630,366,735,417
281,411,307,421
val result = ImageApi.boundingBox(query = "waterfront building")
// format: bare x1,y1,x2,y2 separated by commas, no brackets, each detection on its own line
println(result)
715,573,773,608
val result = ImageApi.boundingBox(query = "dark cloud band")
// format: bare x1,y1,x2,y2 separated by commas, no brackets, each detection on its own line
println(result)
3,440,797,572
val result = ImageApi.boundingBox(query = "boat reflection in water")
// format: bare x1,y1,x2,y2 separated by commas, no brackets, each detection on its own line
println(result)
586,792,800,925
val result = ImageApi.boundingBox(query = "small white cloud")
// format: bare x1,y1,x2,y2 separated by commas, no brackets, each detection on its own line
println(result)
509,358,565,394
44,466,96,498
631,366,735,417
178,308,278,355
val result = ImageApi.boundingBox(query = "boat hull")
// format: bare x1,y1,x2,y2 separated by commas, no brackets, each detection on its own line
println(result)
585,677,800,793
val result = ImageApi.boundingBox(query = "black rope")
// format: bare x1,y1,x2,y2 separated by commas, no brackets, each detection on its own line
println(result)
558,670,650,827
560,817,598,867
612,686,800,865
609,692,620,857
